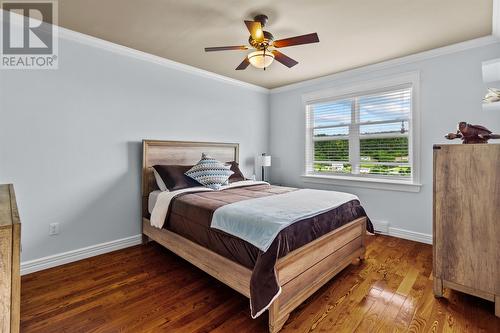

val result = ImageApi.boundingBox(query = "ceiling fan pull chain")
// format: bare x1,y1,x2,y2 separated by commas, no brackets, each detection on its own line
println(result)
263,48,266,71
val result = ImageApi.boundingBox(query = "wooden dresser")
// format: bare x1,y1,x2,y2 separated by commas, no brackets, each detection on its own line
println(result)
433,144,499,317
0,184,21,333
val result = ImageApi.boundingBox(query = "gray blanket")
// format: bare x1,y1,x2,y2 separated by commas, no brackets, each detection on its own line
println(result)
211,189,359,252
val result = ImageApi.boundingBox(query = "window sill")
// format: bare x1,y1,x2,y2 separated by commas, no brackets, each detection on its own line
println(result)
301,174,422,193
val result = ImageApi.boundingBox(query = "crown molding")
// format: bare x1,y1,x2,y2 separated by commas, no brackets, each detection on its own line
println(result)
57,28,269,94
270,35,500,94
2,8,498,94
59,22,499,94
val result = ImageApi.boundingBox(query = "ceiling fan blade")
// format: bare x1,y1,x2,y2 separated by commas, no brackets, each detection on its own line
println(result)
273,33,319,48
272,50,298,68
205,45,248,52
235,57,250,70
244,20,264,42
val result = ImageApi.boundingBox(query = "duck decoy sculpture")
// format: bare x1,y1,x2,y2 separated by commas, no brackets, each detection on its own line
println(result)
445,122,500,144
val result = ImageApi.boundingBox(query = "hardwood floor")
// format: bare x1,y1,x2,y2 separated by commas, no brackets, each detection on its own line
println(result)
21,235,499,332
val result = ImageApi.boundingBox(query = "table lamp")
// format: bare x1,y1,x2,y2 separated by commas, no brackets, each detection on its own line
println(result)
260,153,271,182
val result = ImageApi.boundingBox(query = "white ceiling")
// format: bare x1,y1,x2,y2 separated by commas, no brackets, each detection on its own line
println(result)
58,0,493,88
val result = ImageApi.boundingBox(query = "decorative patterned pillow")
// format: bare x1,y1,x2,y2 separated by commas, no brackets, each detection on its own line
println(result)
185,153,234,190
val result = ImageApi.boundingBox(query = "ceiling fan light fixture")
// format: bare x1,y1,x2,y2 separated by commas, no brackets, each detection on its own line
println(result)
205,14,319,70
247,50,274,69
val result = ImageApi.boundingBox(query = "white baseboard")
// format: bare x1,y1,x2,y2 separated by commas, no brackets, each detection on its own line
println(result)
371,219,389,234
387,227,432,244
20,220,432,275
21,234,143,275
371,220,432,244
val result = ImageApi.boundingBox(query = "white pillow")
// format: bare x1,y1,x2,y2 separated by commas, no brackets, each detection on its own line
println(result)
153,168,168,192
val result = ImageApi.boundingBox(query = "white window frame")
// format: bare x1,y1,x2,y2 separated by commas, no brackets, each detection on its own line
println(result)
302,72,421,192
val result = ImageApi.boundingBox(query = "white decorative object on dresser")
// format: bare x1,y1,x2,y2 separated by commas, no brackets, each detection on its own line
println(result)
482,58,500,111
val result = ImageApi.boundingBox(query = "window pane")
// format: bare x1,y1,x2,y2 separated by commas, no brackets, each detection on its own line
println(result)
360,137,409,163
314,162,352,174
314,126,349,137
314,140,349,162
312,99,352,127
360,121,409,135
359,88,411,123
359,164,411,177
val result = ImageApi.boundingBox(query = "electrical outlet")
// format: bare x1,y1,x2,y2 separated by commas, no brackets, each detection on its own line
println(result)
49,223,60,236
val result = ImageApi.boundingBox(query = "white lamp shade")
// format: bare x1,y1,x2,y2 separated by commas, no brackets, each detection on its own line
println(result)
260,155,271,167
248,50,275,69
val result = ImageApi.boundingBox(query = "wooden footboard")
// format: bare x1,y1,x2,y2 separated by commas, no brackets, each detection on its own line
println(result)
269,217,366,332
143,217,366,333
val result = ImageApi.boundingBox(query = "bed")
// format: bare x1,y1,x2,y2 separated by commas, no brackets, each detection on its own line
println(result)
141,140,369,333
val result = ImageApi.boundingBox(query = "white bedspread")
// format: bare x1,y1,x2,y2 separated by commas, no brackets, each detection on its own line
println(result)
149,180,269,228
148,190,162,214
211,189,358,252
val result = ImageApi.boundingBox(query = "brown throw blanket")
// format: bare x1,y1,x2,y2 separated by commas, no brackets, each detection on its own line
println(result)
162,184,373,317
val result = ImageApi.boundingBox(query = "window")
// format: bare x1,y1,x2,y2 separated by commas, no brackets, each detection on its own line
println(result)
304,74,420,190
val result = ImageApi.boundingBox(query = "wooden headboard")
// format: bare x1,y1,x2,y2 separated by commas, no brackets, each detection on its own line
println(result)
142,140,239,200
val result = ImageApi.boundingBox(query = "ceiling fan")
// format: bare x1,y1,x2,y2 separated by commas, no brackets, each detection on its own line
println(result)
204,14,319,70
